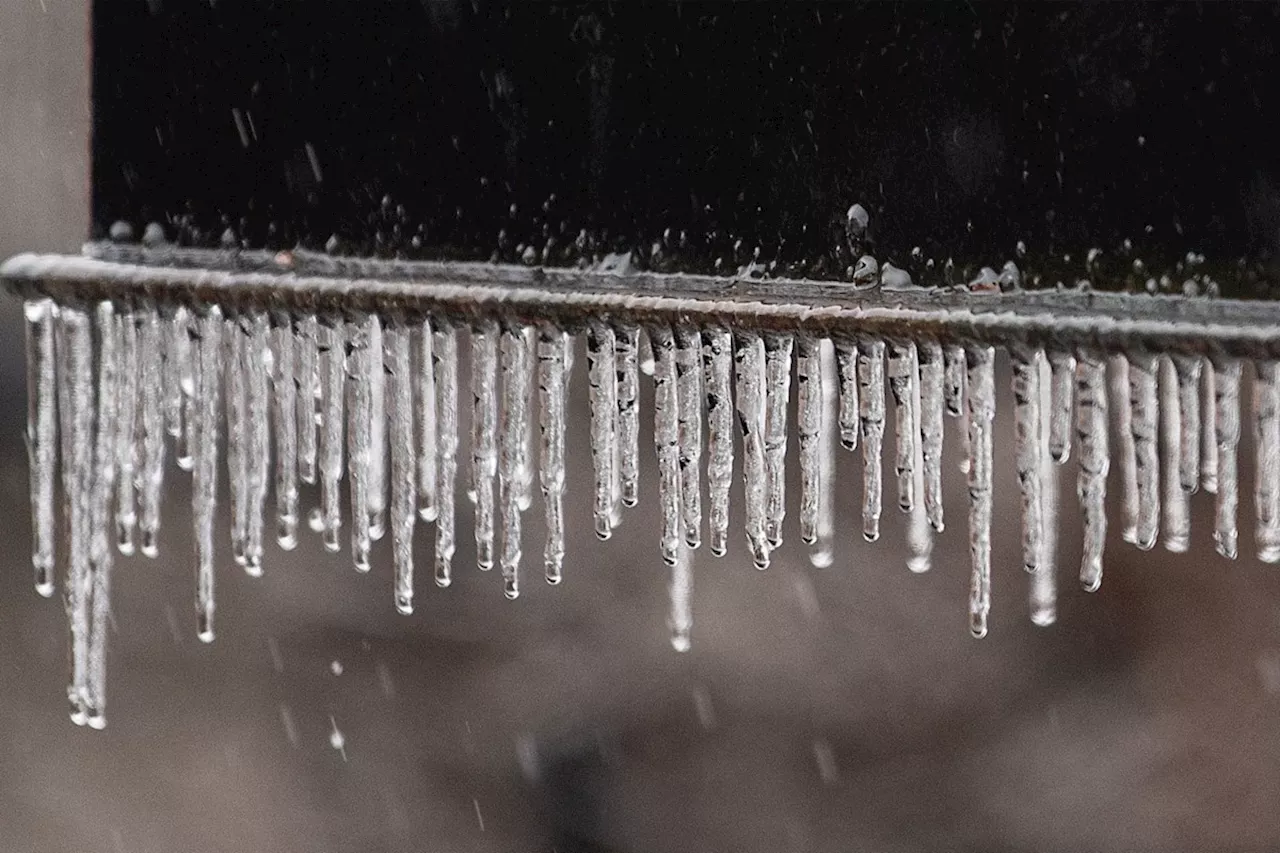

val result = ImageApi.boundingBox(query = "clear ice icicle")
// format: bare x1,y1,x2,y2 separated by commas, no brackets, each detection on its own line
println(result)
1213,357,1241,559
87,301,119,729
835,339,859,451
966,345,995,639
616,324,641,509
797,335,823,546
166,306,195,471
1111,355,1139,544
857,338,886,542
734,331,770,568
295,313,319,486
319,320,346,554
1160,357,1189,554
516,325,537,515
586,321,618,540
1031,378,1058,627
887,340,919,514
348,315,374,573
433,324,459,587
703,327,734,557
193,307,223,643
416,318,438,522
669,541,693,653
386,322,416,613
244,311,270,575
1255,360,1280,563
906,362,933,575
1202,358,1219,494
943,345,966,419
1010,346,1045,572
272,314,299,550
1129,352,1160,552
918,340,945,532
499,325,532,599
763,333,793,548
367,316,387,541
675,325,703,549
225,320,248,567
1172,355,1202,494
1075,351,1109,592
24,298,57,595
114,306,138,557
58,305,93,722
652,324,683,567
137,302,165,558
1047,351,1075,463
538,325,569,583
471,319,499,570
812,340,837,568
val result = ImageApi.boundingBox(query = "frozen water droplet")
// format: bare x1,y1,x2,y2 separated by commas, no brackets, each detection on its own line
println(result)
853,255,879,288
879,263,915,291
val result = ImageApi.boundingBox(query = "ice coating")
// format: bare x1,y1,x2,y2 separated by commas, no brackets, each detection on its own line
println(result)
1075,350,1109,592
702,326,734,557
887,340,919,514
966,345,995,639
652,324,683,567
917,340,945,533
586,320,617,541
499,324,532,599
615,324,641,510
763,333,793,549
538,325,570,583
1213,357,1241,560
1128,352,1160,552
734,331,770,569
470,318,499,570
1160,356,1190,554
386,321,416,614
24,299,57,594
1010,346,1044,572
1047,350,1075,463
675,325,704,550
857,338,886,542
1255,360,1280,563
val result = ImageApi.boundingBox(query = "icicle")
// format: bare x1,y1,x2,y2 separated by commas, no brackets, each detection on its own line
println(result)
703,326,734,557
499,324,531,599
1160,356,1189,553
906,361,933,575
86,301,120,729
433,324,459,587
918,340,945,533
1129,352,1160,552
586,320,617,540
367,316,387,541
812,340,837,568
193,306,223,643
734,331,770,568
538,325,569,583
137,301,165,558
243,311,270,575
652,324,683,567
1111,355,1139,544
1256,360,1280,563
1076,351,1109,592
114,306,138,557
639,327,655,376
386,321,416,613
669,541,693,653
166,306,195,471
943,345,966,418
225,320,248,567
797,334,823,546
516,325,537,515
835,339,859,451
416,318,438,522
1031,359,1058,627
857,338,886,542
1172,354,1202,494
24,298,57,595
675,325,703,549
763,333,793,548
295,313,319,486
966,345,995,639
272,314,299,550
58,305,93,722
319,319,346,554
1213,357,1241,559
348,315,374,573
1202,358,1219,494
1047,351,1075,463
887,340,919,514
615,324,641,509
1010,346,1045,572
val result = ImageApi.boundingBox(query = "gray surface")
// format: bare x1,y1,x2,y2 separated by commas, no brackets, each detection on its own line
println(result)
3,4,1280,851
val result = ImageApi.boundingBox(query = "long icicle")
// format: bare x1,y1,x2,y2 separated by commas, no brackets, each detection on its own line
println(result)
966,345,995,639
538,324,569,584
387,320,416,613
887,340,919,514
797,334,823,547
319,319,346,554
1047,350,1075,464
763,332,793,548
272,313,299,550
616,323,641,509
812,339,837,568
244,311,270,575
499,324,531,599
114,306,138,557
675,324,703,550
734,330,769,568
1213,357,1241,559
225,317,248,568
433,323,459,587
367,316,387,542
653,323,683,567
58,304,93,723
1076,350,1109,592
943,344,966,419
917,340,945,532
703,326,734,557
87,301,120,730
169,306,195,471
835,339,859,451
1010,345,1044,572
516,325,537,515
1255,360,1280,563
1111,354,1139,544
905,350,933,575
586,320,617,540
471,318,499,569
858,338,886,542
1160,356,1190,554
24,298,57,595
193,306,223,643
1202,358,1219,494
1129,352,1160,552
1173,354,1202,495
348,314,374,573
138,300,165,558
295,312,319,487
1030,353,1058,627
416,317,438,522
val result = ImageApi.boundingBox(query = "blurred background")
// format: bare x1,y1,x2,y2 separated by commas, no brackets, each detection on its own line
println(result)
5,3,1280,851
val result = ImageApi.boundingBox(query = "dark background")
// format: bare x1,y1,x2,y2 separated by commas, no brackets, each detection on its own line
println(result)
5,3,1280,851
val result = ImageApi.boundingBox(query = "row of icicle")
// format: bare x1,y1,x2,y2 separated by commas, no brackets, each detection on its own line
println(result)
20,295,1275,727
